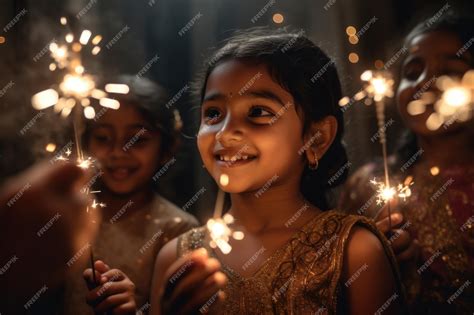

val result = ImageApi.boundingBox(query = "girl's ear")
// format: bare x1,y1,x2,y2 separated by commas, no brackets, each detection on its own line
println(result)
303,115,338,164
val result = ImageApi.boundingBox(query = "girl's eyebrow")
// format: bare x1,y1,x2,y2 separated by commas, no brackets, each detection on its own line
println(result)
247,90,285,107
203,89,285,107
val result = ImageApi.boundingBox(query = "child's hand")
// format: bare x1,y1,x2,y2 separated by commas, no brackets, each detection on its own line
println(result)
375,206,420,263
83,260,137,314
161,248,227,315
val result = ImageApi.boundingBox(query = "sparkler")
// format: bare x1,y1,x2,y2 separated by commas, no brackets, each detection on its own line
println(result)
340,70,412,230
206,174,244,254
31,16,128,284
407,70,474,130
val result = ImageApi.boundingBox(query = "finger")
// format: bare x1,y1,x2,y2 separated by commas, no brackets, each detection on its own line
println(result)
111,301,137,315
94,260,110,274
86,281,130,304
388,229,411,254
397,240,420,263
182,271,227,314
100,269,126,283
163,248,209,297
83,268,103,288
167,257,221,304
373,199,398,221
376,213,403,233
93,292,131,313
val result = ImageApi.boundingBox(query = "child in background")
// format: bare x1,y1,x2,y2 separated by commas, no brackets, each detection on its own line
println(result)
62,75,198,314
340,13,474,314
150,29,405,315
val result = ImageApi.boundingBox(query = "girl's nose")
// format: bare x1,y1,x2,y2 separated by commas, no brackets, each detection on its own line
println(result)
216,114,243,146
109,141,129,159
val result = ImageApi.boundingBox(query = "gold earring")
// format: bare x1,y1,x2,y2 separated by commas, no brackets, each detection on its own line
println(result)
309,150,319,170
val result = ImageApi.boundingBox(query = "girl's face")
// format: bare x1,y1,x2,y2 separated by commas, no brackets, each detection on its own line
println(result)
197,59,307,194
87,103,161,195
397,31,473,136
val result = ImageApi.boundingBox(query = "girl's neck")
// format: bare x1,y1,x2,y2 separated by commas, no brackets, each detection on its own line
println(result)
98,187,154,221
228,181,320,233
417,130,474,168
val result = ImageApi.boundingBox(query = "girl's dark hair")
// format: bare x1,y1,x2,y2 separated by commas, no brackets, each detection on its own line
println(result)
82,75,182,162
395,12,474,170
195,28,348,210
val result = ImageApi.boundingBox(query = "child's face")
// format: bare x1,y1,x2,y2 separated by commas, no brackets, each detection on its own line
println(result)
87,103,161,195
197,60,307,193
397,31,473,136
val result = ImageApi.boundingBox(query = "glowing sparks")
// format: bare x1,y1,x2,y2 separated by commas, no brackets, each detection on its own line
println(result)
219,173,229,186
91,199,106,209
105,83,130,94
430,166,440,176
79,30,92,45
91,46,101,55
65,33,74,43
32,89,59,110
206,174,244,254
207,213,243,255
407,70,474,130
371,178,413,205
91,35,102,45
31,19,129,120
84,106,96,119
45,143,56,152
99,97,120,109
77,157,93,169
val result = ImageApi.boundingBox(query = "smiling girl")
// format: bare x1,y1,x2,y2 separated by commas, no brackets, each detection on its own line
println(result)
340,13,474,314
149,29,405,315
62,75,198,314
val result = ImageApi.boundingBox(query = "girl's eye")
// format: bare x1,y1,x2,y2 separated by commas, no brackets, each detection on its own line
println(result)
402,63,423,81
134,137,151,145
203,107,222,124
93,134,111,143
248,106,275,119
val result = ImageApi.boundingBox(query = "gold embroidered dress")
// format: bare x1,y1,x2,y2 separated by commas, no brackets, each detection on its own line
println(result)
177,210,403,314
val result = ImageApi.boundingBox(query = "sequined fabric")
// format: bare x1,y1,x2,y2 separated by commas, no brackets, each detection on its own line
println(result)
177,210,402,315
400,165,474,314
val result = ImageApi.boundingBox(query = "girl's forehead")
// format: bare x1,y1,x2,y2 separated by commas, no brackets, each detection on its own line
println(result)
205,59,294,103
94,103,152,128
408,31,463,55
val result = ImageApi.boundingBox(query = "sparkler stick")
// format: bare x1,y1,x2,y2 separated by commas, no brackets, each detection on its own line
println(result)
340,70,413,230
31,16,128,285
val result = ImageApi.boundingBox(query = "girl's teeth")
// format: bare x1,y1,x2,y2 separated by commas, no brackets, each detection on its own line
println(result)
219,155,252,162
